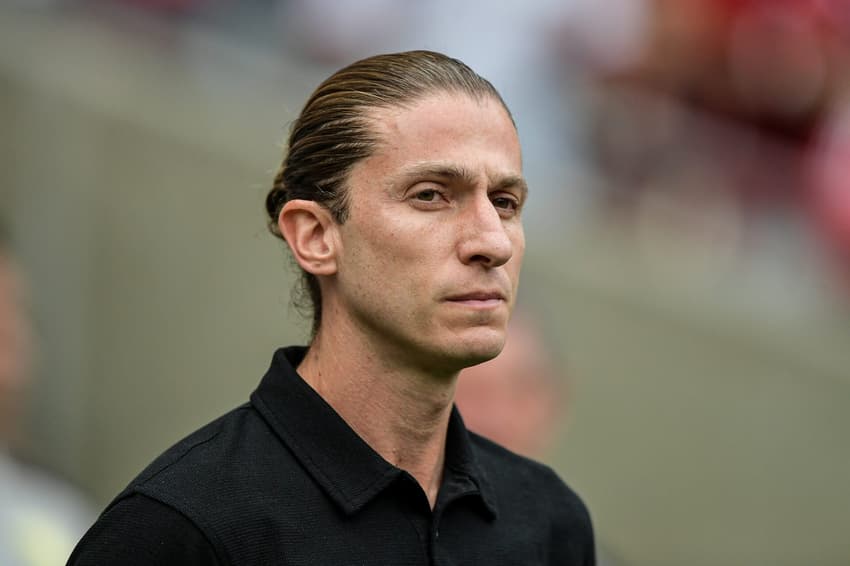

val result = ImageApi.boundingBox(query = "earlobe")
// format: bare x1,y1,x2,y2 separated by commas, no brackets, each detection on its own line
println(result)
277,200,338,276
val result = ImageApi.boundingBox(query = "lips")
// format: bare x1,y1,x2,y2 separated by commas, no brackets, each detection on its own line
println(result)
444,290,507,302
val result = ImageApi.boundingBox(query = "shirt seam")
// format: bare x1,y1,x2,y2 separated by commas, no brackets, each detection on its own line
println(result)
128,423,239,566
131,487,233,566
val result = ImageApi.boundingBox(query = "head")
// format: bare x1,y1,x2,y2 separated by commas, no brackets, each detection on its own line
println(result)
266,50,516,337
0,230,32,444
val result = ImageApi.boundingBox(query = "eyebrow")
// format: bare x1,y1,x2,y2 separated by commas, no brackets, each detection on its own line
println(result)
397,162,529,197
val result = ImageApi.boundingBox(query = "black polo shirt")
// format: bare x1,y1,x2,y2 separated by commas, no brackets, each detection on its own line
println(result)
68,347,595,565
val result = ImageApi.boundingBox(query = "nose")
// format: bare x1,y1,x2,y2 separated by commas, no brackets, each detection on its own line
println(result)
457,195,515,268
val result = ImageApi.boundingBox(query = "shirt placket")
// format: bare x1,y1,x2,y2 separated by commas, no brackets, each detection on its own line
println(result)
428,474,481,566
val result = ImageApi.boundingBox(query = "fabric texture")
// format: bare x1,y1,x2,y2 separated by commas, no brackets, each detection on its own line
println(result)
68,346,595,565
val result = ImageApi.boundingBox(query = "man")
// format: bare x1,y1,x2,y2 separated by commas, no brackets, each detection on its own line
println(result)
0,228,94,566
69,50,595,565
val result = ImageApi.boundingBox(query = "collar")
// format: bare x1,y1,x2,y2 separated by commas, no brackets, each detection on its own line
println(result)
250,346,497,519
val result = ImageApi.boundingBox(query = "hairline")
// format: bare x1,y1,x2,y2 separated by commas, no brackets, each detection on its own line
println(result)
336,89,521,209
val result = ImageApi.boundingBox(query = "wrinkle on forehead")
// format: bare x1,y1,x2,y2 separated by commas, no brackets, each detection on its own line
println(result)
389,161,528,198
364,92,518,144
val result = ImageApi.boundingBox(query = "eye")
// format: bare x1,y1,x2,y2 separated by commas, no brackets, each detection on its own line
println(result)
408,186,449,207
415,189,440,202
492,195,519,214
407,183,450,210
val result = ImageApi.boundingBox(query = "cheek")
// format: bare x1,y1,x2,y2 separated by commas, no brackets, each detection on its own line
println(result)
362,217,443,268
342,226,424,299
508,230,526,276
512,226,526,255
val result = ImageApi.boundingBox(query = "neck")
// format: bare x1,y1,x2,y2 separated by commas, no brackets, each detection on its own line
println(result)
297,326,458,509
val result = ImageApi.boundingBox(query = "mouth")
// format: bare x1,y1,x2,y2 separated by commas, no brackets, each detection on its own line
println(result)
444,290,508,308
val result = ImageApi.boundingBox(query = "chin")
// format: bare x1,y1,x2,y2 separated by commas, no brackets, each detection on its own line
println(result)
450,328,507,368
409,322,508,374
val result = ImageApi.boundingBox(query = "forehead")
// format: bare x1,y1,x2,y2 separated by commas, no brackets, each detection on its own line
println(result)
359,92,523,179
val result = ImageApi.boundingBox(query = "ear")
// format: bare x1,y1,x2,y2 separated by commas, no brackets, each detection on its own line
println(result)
277,199,339,276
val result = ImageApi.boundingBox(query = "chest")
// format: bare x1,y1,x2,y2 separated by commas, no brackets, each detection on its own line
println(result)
209,488,549,566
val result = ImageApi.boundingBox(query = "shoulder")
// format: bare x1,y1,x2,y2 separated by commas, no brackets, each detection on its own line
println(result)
123,404,256,499
72,403,297,565
101,404,293,551
469,433,596,564
470,431,583,503
119,402,298,515
68,493,221,565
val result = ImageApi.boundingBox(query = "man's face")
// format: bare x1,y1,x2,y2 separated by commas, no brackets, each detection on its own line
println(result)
328,92,526,374
0,255,30,440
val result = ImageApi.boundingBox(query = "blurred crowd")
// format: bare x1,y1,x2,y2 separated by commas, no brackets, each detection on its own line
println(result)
574,0,850,309
9,0,850,311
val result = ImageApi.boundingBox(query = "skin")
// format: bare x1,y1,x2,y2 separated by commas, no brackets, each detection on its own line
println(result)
278,92,526,507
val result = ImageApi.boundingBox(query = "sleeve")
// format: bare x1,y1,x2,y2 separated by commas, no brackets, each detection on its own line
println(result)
67,493,222,566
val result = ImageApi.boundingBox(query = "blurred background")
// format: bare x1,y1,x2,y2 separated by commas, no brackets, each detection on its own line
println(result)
2,0,850,565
